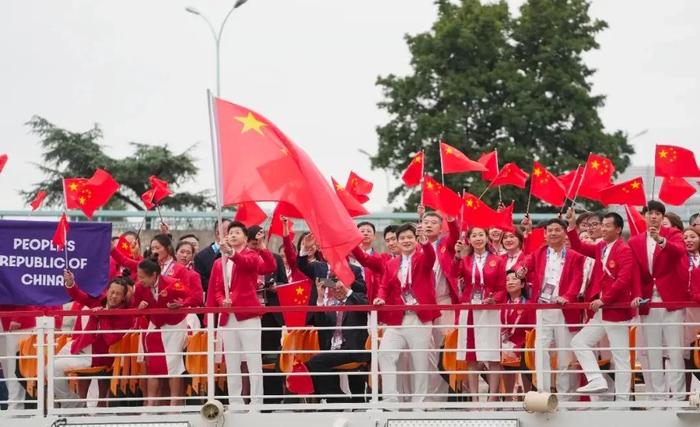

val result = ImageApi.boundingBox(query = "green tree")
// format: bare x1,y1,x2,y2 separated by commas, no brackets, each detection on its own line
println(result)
21,116,212,210
372,0,633,212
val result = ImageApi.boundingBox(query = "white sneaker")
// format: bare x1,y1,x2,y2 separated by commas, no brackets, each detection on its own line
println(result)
576,379,608,394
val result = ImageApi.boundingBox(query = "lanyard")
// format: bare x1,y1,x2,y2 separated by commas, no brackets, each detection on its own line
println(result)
161,258,175,276
400,255,412,288
471,253,487,286
506,296,524,335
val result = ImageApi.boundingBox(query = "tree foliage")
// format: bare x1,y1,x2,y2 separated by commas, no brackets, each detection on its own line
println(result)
21,116,213,210
373,0,633,211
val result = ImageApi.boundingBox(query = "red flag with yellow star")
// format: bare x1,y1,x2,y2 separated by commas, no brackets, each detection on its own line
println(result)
276,279,311,327
213,97,361,285
332,177,369,217
345,171,373,204
530,161,567,206
578,153,614,202
478,151,498,181
401,151,424,187
659,176,697,206
461,192,514,232
63,169,120,219
422,175,462,217
148,176,172,203
558,166,584,199
140,188,156,210
490,163,529,189
115,234,133,259
600,177,646,206
655,145,700,177
234,201,268,226
439,142,487,174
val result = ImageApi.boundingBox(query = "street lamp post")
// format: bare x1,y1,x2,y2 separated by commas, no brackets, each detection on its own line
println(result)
185,0,248,96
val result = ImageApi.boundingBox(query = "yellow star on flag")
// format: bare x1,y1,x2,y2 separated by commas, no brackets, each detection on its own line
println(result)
295,286,304,296
630,181,641,189
69,182,79,191
445,147,453,154
235,112,266,135
335,182,344,191
659,150,668,159
533,168,542,177
426,181,435,190
591,160,600,169
121,242,130,250
466,199,474,207
79,196,86,205
415,155,422,163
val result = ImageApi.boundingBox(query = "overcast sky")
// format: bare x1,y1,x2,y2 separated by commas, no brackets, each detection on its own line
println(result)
1,0,698,212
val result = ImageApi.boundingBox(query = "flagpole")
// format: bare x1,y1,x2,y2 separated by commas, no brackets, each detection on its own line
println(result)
439,140,445,185
419,150,425,212
61,182,69,269
478,181,493,200
559,163,581,216
651,176,657,201
495,148,502,203
525,180,533,216
570,155,590,212
625,205,639,235
155,204,165,226
207,89,231,302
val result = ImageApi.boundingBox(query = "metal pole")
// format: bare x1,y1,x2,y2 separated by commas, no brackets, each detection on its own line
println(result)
369,309,379,409
45,316,56,414
206,313,216,400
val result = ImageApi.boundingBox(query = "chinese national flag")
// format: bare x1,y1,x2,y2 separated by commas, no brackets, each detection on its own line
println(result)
655,145,700,177
276,279,311,327
332,178,369,217
659,176,697,206
401,151,424,187
523,227,546,254
578,153,614,202
345,171,373,204
558,166,584,199
148,176,172,203
0,153,7,173
461,192,513,232
29,191,47,211
269,203,295,240
600,177,646,206
440,142,487,174
530,161,567,207
141,189,156,210
214,97,361,285
115,234,133,258
52,213,70,250
234,201,268,226
422,175,462,217
624,205,647,237
478,151,498,181
63,169,120,219
490,163,529,189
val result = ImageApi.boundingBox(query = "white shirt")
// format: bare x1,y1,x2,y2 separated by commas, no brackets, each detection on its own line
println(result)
399,254,412,288
432,241,450,301
505,251,522,270
544,247,566,296
471,252,488,286
646,233,657,275
602,239,617,276
691,254,700,269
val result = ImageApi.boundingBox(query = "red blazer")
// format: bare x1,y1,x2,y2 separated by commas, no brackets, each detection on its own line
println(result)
515,245,585,330
283,235,315,282
451,252,507,304
352,247,394,303
501,297,535,348
434,219,461,303
109,248,141,281
0,306,37,331
376,242,438,325
568,231,635,322
211,248,276,323
628,227,689,314
66,284,132,367
132,274,197,327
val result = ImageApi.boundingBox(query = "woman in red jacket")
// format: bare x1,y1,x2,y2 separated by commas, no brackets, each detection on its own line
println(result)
451,227,506,400
683,227,700,384
500,270,534,400
133,257,202,406
54,270,132,408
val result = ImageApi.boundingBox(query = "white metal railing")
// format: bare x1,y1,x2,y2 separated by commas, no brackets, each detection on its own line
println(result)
0,304,699,417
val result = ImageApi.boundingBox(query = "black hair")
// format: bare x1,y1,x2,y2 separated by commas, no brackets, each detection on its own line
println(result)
175,240,195,253
575,212,591,227
690,212,699,227
396,223,417,238
246,225,262,241
383,225,398,239
227,220,248,237
544,218,568,230
357,221,376,234
643,200,666,216
179,233,199,242
423,211,443,222
296,231,310,253
587,212,604,223
603,212,624,232
137,257,161,276
664,212,684,232
150,234,174,257
505,269,529,300
111,236,119,242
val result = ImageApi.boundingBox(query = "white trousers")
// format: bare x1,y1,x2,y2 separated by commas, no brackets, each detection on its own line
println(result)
220,315,262,405
535,310,576,400
641,304,685,401
53,344,92,408
378,312,432,403
571,311,631,401
427,308,453,401
0,327,30,410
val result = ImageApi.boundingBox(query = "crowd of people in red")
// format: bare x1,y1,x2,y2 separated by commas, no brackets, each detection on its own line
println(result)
1,200,699,410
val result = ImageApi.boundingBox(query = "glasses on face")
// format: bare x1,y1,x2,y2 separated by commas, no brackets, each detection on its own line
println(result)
588,221,601,228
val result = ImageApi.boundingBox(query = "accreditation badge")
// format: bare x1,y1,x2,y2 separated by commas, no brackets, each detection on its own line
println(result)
401,289,419,306
538,282,556,303
471,288,484,304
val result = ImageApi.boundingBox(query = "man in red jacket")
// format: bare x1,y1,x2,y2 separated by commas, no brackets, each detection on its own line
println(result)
209,221,276,409
374,223,437,404
567,211,635,398
515,218,584,401
628,201,688,401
